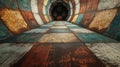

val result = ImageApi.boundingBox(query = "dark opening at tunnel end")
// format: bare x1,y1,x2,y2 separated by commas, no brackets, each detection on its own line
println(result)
50,1,70,21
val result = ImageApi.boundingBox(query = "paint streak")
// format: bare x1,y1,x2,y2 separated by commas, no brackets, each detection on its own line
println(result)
0,8,29,34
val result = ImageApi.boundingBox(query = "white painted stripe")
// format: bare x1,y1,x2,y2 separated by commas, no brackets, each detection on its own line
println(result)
67,15,72,21
44,0,48,6
31,0,44,25
67,1,73,21
75,3,80,14
74,0,80,5
69,1,73,9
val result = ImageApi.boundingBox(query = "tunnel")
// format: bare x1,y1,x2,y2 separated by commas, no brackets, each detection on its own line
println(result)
0,0,120,67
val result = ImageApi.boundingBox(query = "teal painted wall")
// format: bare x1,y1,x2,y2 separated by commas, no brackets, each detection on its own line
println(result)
0,20,13,40
106,10,120,41
75,14,84,24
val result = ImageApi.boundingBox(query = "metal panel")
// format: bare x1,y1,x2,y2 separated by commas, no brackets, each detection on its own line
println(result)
0,8,29,34
88,9,117,33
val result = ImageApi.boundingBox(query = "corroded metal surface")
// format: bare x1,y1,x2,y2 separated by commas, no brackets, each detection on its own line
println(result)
0,8,29,34
13,43,105,67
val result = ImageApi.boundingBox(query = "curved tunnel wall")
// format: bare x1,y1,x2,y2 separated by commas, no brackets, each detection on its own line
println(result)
0,0,120,41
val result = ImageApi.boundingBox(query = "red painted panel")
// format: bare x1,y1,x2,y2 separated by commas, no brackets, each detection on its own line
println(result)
85,0,98,13
80,0,87,13
80,12,95,27
80,0,98,13
20,10,39,28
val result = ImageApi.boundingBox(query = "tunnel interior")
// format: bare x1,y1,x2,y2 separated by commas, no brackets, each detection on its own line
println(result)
0,0,120,67
50,1,70,21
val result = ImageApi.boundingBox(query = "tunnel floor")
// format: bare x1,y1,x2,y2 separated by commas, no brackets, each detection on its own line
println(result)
0,21,120,67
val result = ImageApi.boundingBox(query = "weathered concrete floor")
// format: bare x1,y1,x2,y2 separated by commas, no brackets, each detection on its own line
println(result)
0,21,120,67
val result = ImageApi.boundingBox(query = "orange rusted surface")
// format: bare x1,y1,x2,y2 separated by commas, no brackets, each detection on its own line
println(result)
80,0,87,13
86,0,98,13
0,8,29,34
20,10,39,28
88,9,117,33
13,43,105,67
80,0,98,13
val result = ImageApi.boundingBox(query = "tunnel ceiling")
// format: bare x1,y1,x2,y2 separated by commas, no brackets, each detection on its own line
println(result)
0,0,120,41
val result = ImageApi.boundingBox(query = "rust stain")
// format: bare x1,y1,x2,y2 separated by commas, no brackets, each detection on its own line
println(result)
0,8,29,34
13,44,105,67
